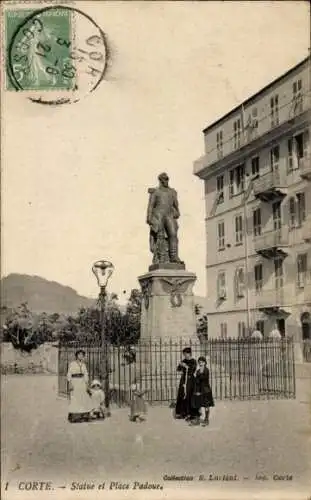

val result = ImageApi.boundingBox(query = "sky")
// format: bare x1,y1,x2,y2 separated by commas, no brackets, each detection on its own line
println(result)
2,1,310,303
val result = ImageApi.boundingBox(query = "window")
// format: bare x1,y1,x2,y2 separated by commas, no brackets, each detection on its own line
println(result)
251,156,260,178
235,267,245,297
217,271,226,300
273,201,282,230
216,175,224,204
246,108,259,140
288,132,309,171
255,320,264,335
217,221,225,250
238,321,247,338
297,254,307,288
254,264,263,293
253,208,262,236
216,130,223,159
233,119,242,149
270,145,280,171
220,322,227,339
274,257,284,290
292,79,303,115
288,192,306,228
270,95,279,127
297,192,306,226
229,164,245,197
235,215,243,245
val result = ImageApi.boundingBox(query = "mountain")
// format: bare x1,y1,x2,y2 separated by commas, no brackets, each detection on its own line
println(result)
1,274,95,315
1,273,207,316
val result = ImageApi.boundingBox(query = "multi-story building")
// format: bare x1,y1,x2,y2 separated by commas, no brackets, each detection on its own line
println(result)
193,57,311,341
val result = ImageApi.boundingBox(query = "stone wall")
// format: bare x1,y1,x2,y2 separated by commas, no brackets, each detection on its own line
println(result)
1,342,58,374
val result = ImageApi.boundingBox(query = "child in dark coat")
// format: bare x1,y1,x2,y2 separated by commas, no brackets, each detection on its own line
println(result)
190,356,214,426
129,379,147,423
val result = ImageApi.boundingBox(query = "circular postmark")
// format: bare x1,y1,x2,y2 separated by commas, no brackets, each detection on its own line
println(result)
7,6,108,104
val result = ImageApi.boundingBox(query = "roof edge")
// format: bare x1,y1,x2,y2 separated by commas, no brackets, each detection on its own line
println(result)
202,56,310,134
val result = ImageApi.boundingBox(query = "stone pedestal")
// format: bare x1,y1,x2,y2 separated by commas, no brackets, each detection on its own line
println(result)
138,268,197,339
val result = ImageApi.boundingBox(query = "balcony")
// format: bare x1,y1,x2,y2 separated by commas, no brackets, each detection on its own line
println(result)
253,170,287,202
254,228,289,259
256,288,288,313
299,156,311,180
302,216,311,242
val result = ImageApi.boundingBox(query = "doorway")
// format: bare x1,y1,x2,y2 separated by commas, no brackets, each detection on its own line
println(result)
301,312,311,340
276,318,285,337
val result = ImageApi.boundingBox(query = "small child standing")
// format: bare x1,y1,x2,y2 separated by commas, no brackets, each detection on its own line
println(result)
190,356,215,427
89,379,105,419
129,380,147,422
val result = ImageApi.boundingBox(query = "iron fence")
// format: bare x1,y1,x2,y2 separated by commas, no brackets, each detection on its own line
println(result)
58,337,296,405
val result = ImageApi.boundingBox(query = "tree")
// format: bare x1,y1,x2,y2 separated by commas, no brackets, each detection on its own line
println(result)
5,303,39,353
123,289,142,344
194,303,202,316
3,304,67,351
196,314,208,338
194,303,208,340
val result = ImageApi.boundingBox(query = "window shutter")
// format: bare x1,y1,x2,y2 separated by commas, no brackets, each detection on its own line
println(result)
303,129,310,158
297,193,306,225
218,272,226,299
287,139,293,172
217,274,221,298
229,170,234,196
236,268,245,297
289,197,296,228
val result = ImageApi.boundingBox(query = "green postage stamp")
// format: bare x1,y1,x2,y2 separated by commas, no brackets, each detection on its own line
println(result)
4,6,108,104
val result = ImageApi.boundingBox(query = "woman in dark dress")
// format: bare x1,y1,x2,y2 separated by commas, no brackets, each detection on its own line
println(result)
175,347,199,420
190,356,214,427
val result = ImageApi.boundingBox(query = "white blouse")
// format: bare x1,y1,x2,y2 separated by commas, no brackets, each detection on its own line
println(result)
67,360,89,382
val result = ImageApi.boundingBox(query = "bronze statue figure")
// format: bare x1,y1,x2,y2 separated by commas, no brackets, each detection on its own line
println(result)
146,173,182,266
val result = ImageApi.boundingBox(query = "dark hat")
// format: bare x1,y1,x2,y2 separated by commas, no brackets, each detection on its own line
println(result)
182,347,192,354
75,349,86,358
198,356,207,363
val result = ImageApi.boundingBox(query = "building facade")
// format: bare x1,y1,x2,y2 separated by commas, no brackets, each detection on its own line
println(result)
194,57,311,340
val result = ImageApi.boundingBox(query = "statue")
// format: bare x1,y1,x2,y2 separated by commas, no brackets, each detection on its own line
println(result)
146,173,183,266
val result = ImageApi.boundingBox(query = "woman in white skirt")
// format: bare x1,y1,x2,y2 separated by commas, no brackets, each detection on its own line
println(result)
67,349,90,423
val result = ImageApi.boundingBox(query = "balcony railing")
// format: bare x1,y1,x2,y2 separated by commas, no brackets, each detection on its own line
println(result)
256,288,287,309
256,283,311,309
254,228,289,253
253,170,287,197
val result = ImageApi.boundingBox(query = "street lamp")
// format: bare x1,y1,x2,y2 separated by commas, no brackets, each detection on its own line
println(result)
92,260,115,414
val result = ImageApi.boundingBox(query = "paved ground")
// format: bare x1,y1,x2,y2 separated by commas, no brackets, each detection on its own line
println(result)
1,375,311,499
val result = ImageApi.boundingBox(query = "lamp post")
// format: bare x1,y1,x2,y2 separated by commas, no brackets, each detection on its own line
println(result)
92,260,114,414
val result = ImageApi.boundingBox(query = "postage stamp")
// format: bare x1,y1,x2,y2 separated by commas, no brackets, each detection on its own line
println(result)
4,5,108,104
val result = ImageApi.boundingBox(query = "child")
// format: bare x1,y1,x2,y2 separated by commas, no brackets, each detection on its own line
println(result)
129,379,147,423
89,379,105,419
190,356,214,427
